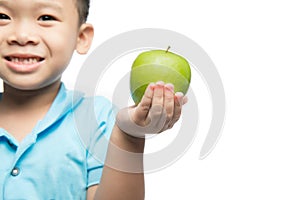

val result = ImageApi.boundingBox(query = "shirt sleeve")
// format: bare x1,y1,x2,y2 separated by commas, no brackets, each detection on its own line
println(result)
85,96,116,187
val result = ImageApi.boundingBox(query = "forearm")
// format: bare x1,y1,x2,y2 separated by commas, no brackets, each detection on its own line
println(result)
95,125,145,200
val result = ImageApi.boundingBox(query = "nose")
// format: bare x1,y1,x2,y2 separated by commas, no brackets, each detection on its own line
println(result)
7,21,40,46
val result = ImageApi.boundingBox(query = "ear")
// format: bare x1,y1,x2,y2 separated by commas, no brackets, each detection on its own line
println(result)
76,23,94,54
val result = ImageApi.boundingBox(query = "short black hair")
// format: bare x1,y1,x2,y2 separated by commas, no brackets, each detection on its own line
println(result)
76,0,90,24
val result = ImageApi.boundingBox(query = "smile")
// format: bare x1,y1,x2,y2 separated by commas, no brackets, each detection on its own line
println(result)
4,55,45,73
5,56,44,64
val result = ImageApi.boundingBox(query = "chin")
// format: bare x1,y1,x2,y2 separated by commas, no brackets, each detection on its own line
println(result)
3,79,61,92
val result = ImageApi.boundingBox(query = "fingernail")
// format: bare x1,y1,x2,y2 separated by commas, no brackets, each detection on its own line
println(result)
175,92,184,105
165,83,174,91
148,82,155,90
175,92,184,97
156,81,165,86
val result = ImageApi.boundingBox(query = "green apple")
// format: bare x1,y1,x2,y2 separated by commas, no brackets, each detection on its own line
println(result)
130,47,191,104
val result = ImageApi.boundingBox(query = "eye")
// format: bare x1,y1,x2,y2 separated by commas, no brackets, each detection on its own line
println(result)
38,15,57,21
0,13,10,20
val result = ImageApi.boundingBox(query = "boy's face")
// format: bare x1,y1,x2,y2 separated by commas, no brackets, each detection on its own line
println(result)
0,0,93,90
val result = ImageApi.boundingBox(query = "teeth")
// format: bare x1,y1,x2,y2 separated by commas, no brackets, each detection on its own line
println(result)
9,57,40,64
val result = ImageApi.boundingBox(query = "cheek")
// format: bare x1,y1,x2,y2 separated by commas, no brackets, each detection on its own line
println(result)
47,29,78,65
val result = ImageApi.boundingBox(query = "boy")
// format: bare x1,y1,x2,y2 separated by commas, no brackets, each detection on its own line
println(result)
0,0,186,199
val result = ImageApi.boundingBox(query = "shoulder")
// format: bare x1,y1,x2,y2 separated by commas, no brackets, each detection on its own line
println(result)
72,94,116,130
60,84,116,126
79,95,116,116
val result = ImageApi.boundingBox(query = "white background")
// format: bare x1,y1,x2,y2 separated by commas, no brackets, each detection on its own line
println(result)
69,0,300,199
76,0,300,199
2,0,300,199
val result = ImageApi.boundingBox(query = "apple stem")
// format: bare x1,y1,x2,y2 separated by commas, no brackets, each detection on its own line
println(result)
166,46,171,53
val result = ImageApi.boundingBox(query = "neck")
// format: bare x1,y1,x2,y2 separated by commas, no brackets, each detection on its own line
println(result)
0,81,61,111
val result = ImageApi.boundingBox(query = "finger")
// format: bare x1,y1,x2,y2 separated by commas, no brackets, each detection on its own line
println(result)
168,92,184,127
151,81,164,107
160,90,185,132
147,81,166,130
163,83,175,128
183,96,188,105
133,83,155,123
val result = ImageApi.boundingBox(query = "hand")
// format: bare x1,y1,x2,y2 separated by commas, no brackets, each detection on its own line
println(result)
116,81,188,138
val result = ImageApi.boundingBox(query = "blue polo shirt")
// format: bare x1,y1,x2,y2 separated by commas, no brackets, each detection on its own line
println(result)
0,83,115,199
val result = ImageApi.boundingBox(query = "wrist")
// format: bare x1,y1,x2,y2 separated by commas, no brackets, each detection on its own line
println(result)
112,125,145,153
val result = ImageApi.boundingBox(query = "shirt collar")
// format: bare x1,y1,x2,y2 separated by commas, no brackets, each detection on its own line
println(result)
33,83,84,135
0,83,84,146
